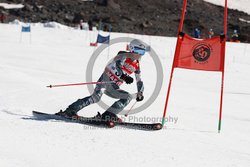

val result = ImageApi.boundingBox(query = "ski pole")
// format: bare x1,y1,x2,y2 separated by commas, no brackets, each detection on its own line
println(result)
125,101,137,117
47,81,114,88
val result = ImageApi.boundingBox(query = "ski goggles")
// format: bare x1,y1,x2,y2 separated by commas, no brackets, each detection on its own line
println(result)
133,47,146,56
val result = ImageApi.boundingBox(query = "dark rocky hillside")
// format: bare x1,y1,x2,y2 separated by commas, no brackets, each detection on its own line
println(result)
1,0,250,42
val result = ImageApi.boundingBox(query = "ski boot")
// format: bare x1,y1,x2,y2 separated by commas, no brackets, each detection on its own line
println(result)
55,109,79,119
93,112,102,120
101,111,122,128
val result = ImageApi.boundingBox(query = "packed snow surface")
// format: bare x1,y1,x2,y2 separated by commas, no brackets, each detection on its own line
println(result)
204,0,250,15
0,3,24,9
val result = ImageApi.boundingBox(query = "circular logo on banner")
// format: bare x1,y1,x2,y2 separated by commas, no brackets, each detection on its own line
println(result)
192,43,211,62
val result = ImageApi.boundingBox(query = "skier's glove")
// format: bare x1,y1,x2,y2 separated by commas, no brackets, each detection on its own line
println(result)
136,92,144,102
120,74,133,84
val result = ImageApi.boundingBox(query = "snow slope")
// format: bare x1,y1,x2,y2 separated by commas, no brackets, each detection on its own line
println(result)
0,3,24,9
1,23,250,167
204,0,250,15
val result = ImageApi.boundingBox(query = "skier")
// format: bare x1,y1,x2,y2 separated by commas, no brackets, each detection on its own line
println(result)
79,19,84,30
0,12,6,23
231,29,240,42
208,28,214,38
194,28,201,38
57,39,147,122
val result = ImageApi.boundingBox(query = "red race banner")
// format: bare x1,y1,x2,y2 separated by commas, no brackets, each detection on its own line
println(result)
174,34,226,72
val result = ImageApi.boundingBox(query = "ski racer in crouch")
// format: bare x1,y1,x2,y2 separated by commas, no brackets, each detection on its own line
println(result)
57,39,147,123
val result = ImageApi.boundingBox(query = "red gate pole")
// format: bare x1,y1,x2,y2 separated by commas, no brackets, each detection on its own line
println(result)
161,67,175,125
178,0,188,33
224,0,228,35
161,0,187,125
218,71,225,133
218,0,227,133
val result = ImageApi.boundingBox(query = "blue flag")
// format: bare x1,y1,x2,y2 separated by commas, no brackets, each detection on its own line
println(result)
96,34,110,44
21,26,31,32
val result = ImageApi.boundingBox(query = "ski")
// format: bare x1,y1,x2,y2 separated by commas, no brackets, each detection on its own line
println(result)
116,121,162,130
32,111,111,127
32,111,162,130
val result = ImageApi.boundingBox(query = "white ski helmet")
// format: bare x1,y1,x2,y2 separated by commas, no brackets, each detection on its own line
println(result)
128,39,147,56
